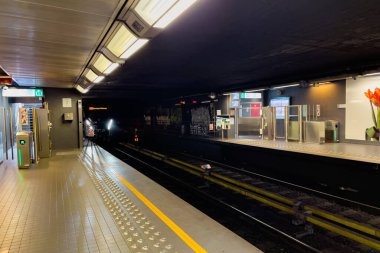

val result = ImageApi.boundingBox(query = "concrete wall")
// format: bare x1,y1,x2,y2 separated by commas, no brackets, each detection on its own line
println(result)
44,88,81,150
266,80,346,141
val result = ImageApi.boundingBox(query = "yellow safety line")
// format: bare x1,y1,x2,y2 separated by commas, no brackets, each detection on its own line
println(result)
116,174,207,253
119,143,380,251
121,143,380,239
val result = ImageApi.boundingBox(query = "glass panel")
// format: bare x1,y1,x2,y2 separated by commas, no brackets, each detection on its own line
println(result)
287,105,300,141
262,106,274,140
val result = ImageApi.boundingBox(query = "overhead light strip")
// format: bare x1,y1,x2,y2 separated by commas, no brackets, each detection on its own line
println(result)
363,72,380,77
271,83,300,90
244,88,267,92
153,0,198,28
76,0,199,93
135,0,177,26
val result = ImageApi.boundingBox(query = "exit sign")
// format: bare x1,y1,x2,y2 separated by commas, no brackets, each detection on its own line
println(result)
3,88,44,97
35,89,44,97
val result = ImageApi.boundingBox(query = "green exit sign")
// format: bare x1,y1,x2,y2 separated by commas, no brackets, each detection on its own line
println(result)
34,89,44,97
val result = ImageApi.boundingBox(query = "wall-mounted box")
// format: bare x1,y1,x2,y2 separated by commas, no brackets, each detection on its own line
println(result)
63,112,74,121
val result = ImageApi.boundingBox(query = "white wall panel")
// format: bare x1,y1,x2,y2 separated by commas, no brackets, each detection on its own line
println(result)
346,76,380,140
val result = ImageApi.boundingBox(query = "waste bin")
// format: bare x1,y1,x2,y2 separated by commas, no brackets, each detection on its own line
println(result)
16,132,33,169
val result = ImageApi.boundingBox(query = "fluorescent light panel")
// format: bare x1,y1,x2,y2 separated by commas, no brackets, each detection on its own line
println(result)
135,0,177,26
154,0,197,28
94,76,105,84
85,69,99,83
364,72,380,77
121,39,148,59
76,85,89,94
107,119,113,130
244,88,267,92
271,83,300,90
134,0,198,29
106,24,149,60
93,54,120,75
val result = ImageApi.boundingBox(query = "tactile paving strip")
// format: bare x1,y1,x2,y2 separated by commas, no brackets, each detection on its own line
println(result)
0,154,131,253
82,154,177,253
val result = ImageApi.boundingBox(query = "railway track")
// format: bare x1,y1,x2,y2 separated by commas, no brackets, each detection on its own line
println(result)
117,142,380,252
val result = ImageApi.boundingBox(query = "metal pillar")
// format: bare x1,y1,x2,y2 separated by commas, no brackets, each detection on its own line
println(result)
285,106,289,142
298,105,303,143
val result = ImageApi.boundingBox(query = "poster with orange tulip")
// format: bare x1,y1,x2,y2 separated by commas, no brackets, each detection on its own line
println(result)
364,87,380,140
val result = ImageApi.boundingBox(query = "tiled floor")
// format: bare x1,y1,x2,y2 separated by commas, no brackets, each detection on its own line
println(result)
81,143,261,253
0,144,261,253
0,151,130,253
216,138,380,164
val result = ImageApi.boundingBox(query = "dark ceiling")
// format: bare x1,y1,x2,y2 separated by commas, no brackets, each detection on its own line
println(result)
89,0,380,100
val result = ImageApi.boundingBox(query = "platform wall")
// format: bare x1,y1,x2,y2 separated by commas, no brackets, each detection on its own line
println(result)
346,75,380,141
44,88,81,149
266,80,346,141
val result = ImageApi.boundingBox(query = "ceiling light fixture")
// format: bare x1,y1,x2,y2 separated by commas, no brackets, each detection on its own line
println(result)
271,83,300,90
363,72,380,77
76,85,89,94
153,0,198,28
134,0,198,29
94,76,105,83
244,88,267,92
105,23,149,60
85,69,100,83
92,53,120,75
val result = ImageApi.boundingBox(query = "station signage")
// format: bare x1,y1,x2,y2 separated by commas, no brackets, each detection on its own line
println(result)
3,88,44,97
0,76,12,85
240,92,262,99
88,107,108,111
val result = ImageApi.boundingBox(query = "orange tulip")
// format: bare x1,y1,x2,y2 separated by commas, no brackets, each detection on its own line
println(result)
365,88,380,107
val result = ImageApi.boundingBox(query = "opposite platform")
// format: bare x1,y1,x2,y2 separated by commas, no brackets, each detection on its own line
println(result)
215,138,380,164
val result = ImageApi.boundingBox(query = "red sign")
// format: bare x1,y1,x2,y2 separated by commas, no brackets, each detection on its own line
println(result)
0,76,12,85
250,103,261,117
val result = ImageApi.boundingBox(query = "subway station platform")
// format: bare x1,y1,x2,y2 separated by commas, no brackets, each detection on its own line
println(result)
0,144,260,253
215,138,380,164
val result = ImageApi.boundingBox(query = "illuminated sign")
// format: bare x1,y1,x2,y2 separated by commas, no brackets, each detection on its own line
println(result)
3,88,44,97
88,107,108,111
0,76,12,85
241,92,262,99
35,89,44,97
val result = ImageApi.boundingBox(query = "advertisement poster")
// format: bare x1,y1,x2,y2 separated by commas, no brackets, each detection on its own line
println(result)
19,108,28,125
